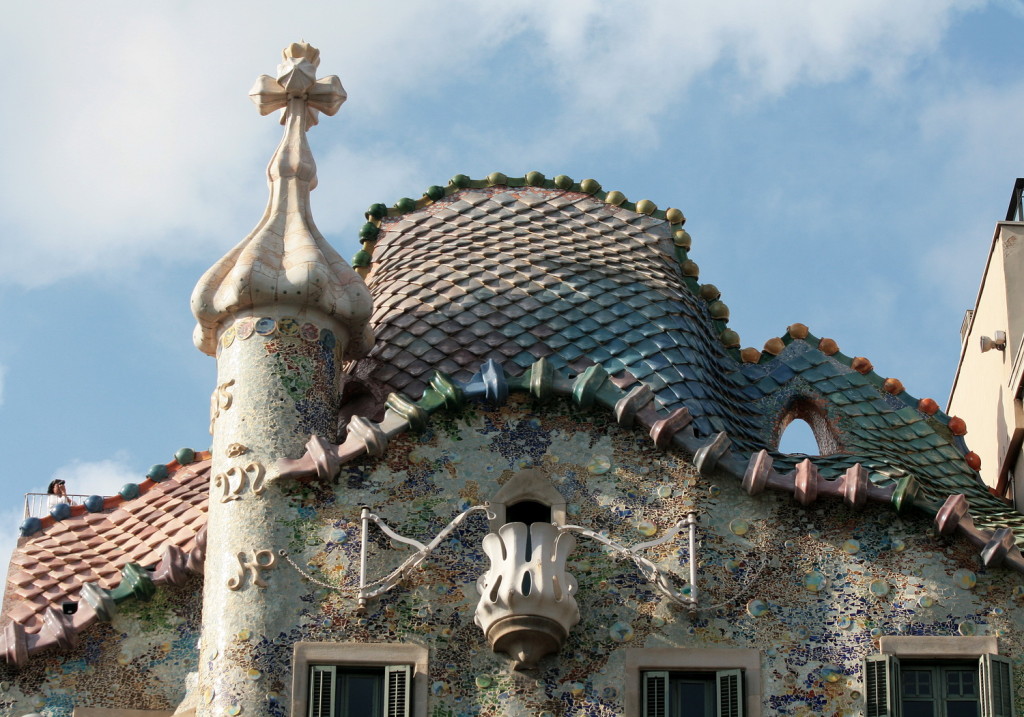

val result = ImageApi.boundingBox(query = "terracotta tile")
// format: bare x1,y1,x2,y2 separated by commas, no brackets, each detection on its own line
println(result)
15,584,46,601
8,603,35,625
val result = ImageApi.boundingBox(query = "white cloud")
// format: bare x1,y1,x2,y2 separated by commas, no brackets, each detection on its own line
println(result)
913,80,1024,307
0,0,995,287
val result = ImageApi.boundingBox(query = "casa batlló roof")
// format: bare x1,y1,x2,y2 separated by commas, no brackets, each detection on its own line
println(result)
4,144,1022,662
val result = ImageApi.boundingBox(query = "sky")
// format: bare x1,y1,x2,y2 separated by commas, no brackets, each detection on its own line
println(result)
2,1,1024,584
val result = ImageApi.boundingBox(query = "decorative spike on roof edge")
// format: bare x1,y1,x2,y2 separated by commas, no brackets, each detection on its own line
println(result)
278,357,1024,576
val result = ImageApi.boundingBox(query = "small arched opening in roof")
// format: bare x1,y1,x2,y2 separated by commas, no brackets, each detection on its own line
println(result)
774,396,842,456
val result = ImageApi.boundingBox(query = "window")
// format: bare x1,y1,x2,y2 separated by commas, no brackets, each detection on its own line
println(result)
625,648,760,717
866,638,1014,717
308,664,410,717
643,670,744,717
487,468,566,533
292,643,428,717
505,499,552,526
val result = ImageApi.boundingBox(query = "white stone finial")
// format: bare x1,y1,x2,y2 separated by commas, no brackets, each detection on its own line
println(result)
248,41,347,129
191,42,373,357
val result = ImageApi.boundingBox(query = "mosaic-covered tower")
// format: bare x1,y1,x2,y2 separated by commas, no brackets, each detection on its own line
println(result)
189,42,372,717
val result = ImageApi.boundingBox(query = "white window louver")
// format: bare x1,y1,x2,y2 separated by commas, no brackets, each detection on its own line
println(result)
864,654,897,717
980,653,1016,717
308,665,336,717
643,671,668,717
716,669,744,717
384,664,411,717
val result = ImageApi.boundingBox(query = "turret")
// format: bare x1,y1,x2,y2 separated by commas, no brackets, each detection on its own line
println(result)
189,42,372,717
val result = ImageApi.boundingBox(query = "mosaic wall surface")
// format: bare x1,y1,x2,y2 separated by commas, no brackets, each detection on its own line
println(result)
0,574,201,717
281,397,1024,716
6,396,1024,717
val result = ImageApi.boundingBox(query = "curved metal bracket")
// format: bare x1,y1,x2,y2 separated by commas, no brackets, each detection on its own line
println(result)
559,511,698,608
356,504,494,609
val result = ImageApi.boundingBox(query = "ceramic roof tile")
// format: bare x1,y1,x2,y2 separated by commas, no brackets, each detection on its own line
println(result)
3,459,211,633
343,181,1024,548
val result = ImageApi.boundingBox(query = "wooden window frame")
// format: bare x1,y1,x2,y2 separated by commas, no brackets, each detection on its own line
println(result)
625,648,761,717
866,636,1015,717
292,643,428,717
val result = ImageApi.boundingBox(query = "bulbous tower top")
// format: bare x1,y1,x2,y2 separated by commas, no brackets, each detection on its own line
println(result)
191,42,373,358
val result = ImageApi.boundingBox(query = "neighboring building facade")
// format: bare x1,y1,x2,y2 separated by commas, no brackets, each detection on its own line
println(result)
949,178,1024,507
2,43,1024,717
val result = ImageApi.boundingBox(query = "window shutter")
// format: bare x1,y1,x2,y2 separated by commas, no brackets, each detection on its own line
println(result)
980,653,1015,717
643,671,669,717
864,655,899,717
384,664,411,717
716,669,744,717
308,665,336,717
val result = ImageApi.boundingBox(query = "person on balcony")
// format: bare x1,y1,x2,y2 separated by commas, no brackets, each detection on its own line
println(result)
47,479,70,507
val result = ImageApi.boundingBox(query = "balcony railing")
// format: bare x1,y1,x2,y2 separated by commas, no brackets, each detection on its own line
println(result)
23,493,92,520
1006,178,1024,222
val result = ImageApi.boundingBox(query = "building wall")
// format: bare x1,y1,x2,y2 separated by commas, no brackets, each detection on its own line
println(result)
0,575,201,717
950,222,1024,497
3,397,1024,717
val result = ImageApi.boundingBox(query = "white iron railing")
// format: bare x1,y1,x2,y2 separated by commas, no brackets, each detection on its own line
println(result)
22,493,92,520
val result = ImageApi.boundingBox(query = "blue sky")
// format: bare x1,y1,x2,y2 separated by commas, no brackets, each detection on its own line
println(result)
1,1,1023,580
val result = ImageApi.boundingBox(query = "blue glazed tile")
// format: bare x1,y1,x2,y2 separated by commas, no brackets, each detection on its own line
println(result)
637,303,667,320
575,336,599,351
769,363,797,383
559,345,584,362
604,357,626,373
617,348,644,366
604,338,629,354
644,354,671,371
634,339,661,359
577,317,601,333
650,333,677,349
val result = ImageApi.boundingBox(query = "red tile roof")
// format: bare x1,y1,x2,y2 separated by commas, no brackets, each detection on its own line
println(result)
0,457,210,666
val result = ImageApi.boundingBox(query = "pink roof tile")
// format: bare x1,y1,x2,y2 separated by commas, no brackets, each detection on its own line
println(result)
1,456,211,649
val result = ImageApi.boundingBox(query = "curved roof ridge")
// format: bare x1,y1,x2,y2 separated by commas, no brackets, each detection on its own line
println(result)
18,450,212,538
280,357,1024,569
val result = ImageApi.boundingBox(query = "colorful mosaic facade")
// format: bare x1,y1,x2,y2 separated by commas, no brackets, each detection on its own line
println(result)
3,400,1024,716
4,42,1024,717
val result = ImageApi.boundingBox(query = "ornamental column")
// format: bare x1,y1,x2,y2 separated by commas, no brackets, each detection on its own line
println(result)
190,42,373,717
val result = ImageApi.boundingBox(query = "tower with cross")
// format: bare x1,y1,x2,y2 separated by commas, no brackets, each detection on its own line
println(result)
190,41,373,717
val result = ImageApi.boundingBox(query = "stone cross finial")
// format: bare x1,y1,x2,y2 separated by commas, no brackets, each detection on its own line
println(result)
249,41,347,128
191,42,373,358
